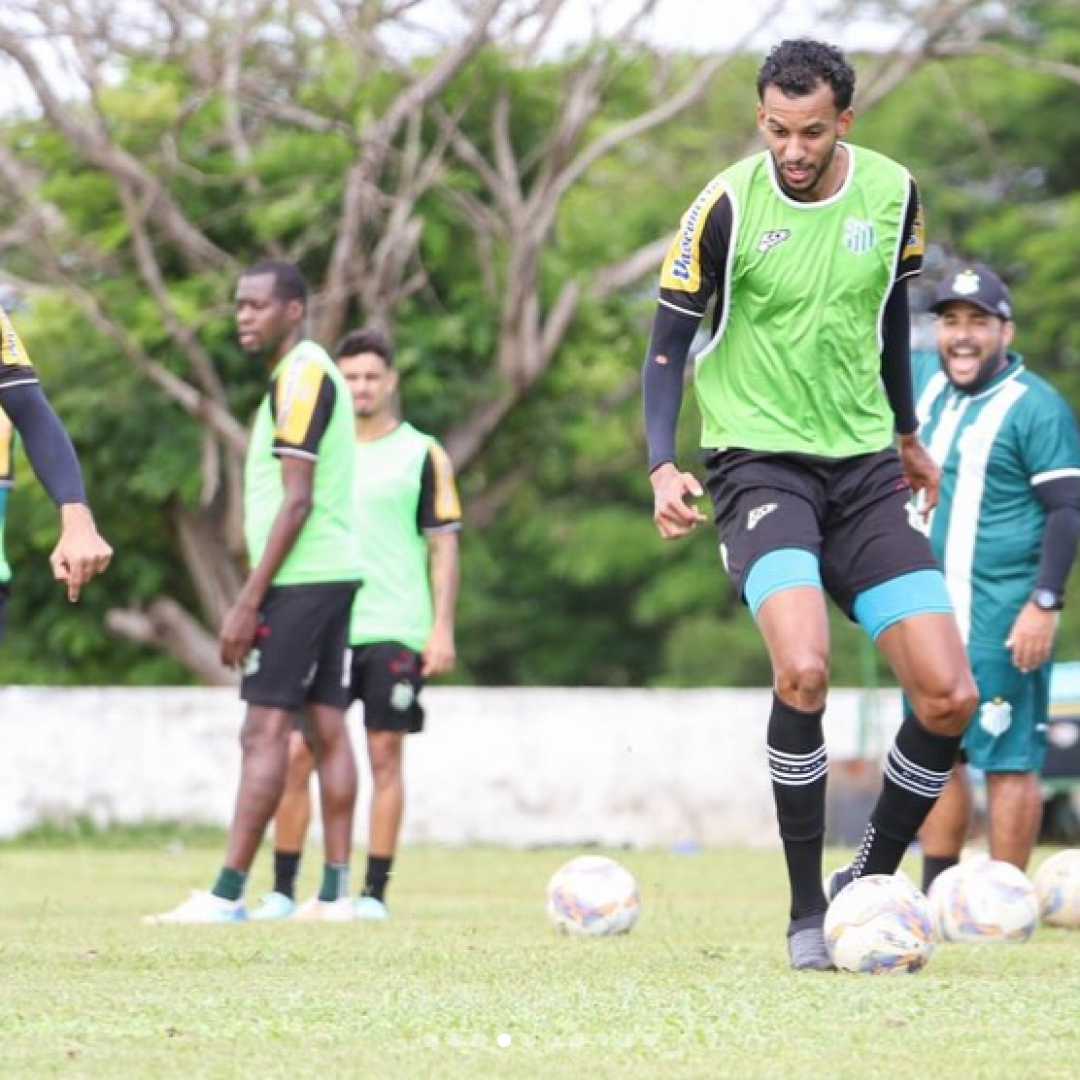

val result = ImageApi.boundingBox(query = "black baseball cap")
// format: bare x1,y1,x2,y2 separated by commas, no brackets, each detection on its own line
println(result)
930,263,1013,320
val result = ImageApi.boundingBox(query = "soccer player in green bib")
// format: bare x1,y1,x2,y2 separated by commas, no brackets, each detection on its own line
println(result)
251,327,462,921
642,39,978,969
147,260,363,924
913,264,1080,889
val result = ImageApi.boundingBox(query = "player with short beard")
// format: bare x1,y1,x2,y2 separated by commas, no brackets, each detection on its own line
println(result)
914,263,1080,888
641,38,978,970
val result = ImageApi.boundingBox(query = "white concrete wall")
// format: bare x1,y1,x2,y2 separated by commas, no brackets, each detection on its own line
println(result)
0,685,903,846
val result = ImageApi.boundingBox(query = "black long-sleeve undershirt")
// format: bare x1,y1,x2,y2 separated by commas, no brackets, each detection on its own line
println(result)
0,382,87,506
641,307,701,473
880,279,918,436
1034,476,1080,596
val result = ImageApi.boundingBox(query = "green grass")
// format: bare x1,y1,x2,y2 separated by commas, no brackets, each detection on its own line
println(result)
1,839,1078,1078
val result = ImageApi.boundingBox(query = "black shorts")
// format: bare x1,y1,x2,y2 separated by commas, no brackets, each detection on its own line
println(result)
703,448,939,617
240,581,357,711
350,642,426,734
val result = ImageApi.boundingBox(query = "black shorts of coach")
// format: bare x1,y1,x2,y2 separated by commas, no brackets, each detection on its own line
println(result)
702,447,940,617
240,581,358,711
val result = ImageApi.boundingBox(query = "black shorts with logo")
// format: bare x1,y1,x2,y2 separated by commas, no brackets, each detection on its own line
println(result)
350,642,426,734
703,448,939,617
240,581,358,711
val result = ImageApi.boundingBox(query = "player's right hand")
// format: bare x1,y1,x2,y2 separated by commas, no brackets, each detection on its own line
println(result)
650,463,708,540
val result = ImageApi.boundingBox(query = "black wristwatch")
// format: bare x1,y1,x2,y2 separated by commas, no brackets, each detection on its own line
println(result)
1031,587,1064,612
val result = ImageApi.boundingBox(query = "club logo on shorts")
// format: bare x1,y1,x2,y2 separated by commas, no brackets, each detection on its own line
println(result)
747,502,778,531
757,229,791,253
242,648,261,677
978,697,1013,738
390,679,416,712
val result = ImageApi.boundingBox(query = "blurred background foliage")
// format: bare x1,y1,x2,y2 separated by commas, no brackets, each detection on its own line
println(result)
1,1,1079,689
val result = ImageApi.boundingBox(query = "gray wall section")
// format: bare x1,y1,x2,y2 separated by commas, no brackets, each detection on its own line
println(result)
0,685,903,845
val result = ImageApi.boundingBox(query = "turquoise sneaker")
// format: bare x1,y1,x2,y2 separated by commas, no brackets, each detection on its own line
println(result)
354,895,390,921
249,891,297,921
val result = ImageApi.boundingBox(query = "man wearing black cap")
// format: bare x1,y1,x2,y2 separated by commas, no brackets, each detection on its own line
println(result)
912,261,1080,887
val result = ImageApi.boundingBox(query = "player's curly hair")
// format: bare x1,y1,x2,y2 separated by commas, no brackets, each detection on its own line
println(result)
756,39,856,111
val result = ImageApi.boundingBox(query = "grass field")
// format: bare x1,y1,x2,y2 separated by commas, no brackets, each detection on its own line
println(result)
1,834,1078,1079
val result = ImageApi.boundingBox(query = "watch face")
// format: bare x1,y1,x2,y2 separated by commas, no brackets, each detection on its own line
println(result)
1034,589,1062,611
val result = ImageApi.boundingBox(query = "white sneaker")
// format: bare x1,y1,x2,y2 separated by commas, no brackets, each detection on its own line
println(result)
249,891,297,921
143,890,247,925
290,896,355,922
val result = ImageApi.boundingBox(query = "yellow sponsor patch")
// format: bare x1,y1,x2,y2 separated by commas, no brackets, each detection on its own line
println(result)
0,307,32,369
902,198,925,262
429,442,462,522
660,175,728,293
0,407,12,481
275,358,325,445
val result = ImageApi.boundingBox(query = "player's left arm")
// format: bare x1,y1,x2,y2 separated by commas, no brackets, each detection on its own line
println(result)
219,361,333,666
0,383,112,601
418,441,462,677
886,178,939,513
1006,401,1080,673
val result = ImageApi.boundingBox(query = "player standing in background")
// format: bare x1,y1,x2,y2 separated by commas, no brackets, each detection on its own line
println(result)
0,304,111,601
252,327,462,921
914,263,1080,889
641,38,977,969
146,260,363,924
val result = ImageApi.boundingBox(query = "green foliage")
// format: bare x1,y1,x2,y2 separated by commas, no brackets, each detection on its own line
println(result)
3,7,1080,689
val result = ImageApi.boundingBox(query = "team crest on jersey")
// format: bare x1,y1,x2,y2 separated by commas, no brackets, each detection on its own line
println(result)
843,218,877,255
757,229,791,253
978,697,1013,738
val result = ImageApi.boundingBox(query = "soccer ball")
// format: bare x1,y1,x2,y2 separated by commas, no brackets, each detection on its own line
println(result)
824,873,936,974
546,855,640,937
1033,849,1080,929
928,855,1038,944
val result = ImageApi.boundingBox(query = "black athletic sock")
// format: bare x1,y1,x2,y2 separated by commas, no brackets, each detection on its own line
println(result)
922,854,960,892
853,712,961,878
767,694,829,922
273,849,302,900
363,855,394,903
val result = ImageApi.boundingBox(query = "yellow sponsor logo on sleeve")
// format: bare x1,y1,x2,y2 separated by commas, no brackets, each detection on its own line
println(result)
428,442,463,522
660,175,728,294
903,199,925,262
0,307,32,369
275,358,325,445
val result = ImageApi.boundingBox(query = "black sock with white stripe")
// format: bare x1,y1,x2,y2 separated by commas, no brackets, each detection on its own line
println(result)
767,694,829,922
853,712,961,878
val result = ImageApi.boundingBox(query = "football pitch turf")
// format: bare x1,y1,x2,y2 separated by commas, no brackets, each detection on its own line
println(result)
1,838,1078,1079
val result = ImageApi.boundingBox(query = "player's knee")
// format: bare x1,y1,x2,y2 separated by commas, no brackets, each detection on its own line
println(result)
916,675,978,737
774,655,829,710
